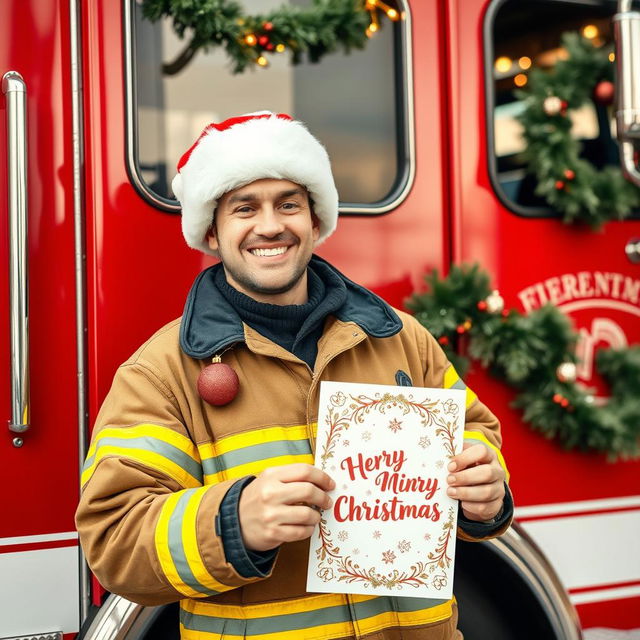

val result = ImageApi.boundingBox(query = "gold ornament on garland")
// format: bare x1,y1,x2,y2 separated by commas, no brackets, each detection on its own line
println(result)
407,263,640,459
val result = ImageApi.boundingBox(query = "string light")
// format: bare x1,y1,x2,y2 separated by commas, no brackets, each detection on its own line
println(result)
365,0,400,38
518,56,532,70
276,43,286,53
256,55,268,67
609,52,615,62
495,56,512,73
582,24,599,40
244,34,257,46
514,73,528,87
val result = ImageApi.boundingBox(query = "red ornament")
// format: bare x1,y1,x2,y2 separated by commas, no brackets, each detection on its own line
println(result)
258,35,269,46
263,21,274,31
456,324,466,335
197,359,239,406
555,180,565,190
438,336,449,346
560,100,569,115
501,309,510,318
553,393,563,404
593,80,615,105
477,300,488,311
560,398,570,408
266,43,275,51
563,169,575,181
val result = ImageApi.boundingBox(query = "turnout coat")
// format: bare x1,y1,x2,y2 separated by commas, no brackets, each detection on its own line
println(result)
76,257,511,640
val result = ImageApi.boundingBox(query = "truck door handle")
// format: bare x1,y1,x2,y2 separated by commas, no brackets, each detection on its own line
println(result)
614,1,640,187
2,71,30,443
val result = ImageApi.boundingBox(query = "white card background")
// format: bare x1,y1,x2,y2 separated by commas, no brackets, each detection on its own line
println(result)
306,381,465,599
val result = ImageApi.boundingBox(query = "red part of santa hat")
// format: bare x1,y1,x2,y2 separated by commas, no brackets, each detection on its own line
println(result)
172,112,339,256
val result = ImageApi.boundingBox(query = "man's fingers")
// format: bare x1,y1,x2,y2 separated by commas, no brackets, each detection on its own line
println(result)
461,498,504,523
448,443,494,472
447,482,505,503
263,463,335,491
280,482,333,510
447,463,502,488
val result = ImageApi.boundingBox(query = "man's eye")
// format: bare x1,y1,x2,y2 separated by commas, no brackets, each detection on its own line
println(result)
281,201,300,211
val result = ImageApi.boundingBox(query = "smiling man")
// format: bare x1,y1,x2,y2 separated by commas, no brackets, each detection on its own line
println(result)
76,112,513,640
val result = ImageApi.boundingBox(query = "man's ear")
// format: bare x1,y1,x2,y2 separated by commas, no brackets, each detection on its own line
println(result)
206,223,219,253
311,212,321,242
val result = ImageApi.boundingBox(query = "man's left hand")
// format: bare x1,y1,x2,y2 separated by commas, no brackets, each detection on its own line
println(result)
446,441,505,522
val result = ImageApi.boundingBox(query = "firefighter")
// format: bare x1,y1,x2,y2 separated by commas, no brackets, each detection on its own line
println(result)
76,112,513,640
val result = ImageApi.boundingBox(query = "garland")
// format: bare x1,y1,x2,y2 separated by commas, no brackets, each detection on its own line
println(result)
407,264,640,459
516,32,640,227
140,0,400,75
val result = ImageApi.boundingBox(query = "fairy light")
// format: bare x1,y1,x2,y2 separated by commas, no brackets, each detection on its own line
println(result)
365,0,400,37
609,52,615,62
276,43,286,53
495,56,512,73
244,34,257,46
514,73,528,87
256,55,268,67
582,24,599,39
518,56,532,70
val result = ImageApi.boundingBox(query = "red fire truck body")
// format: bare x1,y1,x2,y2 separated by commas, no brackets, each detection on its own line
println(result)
1,1,639,638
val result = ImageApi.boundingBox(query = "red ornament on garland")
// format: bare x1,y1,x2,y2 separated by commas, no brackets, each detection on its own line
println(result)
477,300,488,311
563,169,575,181
438,336,449,346
263,21,274,31
555,180,566,190
258,35,269,46
197,356,239,406
593,80,615,105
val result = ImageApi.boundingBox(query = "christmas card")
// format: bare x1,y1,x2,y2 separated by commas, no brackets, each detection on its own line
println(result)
306,381,465,600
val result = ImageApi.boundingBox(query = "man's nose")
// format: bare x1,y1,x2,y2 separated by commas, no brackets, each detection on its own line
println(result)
254,207,286,236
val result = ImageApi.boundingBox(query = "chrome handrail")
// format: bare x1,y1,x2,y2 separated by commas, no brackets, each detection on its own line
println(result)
2,70,30,440
614,1,640,187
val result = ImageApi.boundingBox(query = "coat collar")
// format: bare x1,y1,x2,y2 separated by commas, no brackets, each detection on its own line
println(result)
179,255,402,359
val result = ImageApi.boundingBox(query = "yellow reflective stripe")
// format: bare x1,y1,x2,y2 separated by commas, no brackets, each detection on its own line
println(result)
182,487,229,592
155,493,202,598
198,424,311,459
97,424,198,456
443,364,459,389
465,387,478,408
81,445,201,489
204,453,314,484
464,431,510,482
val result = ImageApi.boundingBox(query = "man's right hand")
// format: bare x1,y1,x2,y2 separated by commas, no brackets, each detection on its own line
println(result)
238,463,335,552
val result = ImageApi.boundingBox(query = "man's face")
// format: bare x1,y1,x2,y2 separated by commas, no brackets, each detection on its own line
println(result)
207,178,320,305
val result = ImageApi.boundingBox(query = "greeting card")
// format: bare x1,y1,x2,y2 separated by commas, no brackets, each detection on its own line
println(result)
306,381,465,600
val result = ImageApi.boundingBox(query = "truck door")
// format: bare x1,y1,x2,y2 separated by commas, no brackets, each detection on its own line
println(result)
1,1,81,637
445,0,640,629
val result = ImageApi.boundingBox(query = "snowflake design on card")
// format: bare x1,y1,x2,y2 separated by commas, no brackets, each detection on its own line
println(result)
397,539,412,553
338,531,348,542
353,548,360,555
424,533,432,541
436,460,445,469
382,550,396,565
361,431,372,442
373,530,382,540
388,418,403,433
419,436,431,449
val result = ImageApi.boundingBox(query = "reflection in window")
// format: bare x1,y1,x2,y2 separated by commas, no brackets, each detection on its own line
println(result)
133,0,404,206
490,0,620,210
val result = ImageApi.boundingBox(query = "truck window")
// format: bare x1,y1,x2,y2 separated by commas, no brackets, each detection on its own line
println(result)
126,0,413,214
486,0,635,217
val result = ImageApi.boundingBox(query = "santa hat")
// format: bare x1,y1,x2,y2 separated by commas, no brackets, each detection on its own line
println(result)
172,112,339,255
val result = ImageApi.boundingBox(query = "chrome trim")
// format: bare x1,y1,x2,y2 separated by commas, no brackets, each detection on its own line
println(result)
3,71,30,438
80,594,162,640
69,0,91,626
614,2,640,186
486,522,583,640
122,0,415,215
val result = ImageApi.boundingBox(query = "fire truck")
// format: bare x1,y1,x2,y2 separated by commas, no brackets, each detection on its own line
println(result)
2,0,639,638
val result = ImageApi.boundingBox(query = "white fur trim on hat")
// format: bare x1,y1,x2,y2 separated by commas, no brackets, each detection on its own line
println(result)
172,112,339,256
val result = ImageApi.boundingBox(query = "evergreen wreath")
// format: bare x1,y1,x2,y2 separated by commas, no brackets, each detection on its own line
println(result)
516,32,640,227
407,264,640,459
140,0,399,75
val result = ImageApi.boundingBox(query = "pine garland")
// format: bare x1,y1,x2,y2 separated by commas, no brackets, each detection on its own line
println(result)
407,264,640,459
140,0,394,74
516,32,640,227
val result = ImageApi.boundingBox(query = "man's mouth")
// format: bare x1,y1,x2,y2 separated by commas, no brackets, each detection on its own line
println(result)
249,246,289,257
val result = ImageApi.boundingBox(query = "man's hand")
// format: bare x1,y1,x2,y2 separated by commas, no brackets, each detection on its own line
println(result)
446,441,505,522
238,463,335,551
